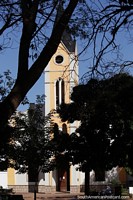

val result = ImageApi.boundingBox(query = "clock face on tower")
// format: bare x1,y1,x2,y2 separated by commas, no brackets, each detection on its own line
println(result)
55,55,64,64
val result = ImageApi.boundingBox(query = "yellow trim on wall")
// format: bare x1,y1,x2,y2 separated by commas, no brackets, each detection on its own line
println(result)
7,168,15,185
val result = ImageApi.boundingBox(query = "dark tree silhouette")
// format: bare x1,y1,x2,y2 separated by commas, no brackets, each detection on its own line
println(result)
58,73,133,194
9,100,55,192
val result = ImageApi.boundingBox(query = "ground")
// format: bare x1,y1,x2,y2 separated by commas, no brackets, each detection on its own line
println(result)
12,192,133,200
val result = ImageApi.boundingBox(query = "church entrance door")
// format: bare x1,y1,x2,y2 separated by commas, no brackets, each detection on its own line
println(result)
57,168,70,192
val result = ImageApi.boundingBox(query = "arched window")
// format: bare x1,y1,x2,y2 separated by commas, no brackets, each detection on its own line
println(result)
61,80,65,104
55,78,65,109
56,80,59,108
62,123,67,134
53,123,59,138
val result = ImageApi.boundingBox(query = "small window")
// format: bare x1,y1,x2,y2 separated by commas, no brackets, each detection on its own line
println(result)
62,123,67,134
55,55,64,64
55,78,65,109
61,80,65,104
56,80,59,108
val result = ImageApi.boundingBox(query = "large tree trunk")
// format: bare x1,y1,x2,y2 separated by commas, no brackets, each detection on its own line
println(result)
85,170,90,195
95,169,105,181
28,166,39,193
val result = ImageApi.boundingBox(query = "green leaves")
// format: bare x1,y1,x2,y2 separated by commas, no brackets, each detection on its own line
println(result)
58,72,133,174
0,70,15,101
9,100,55,180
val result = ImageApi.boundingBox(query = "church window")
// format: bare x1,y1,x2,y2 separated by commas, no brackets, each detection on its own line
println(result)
55,55,64,64
62,123,67,134
56,80,59,108
61,80,65,104
55,78,65,109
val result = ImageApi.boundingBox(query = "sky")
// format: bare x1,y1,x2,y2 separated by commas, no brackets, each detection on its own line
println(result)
1,28,133,112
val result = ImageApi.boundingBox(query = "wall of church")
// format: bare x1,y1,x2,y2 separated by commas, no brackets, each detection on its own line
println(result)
0,171,7,188
8,170,57,193
7,168,15,186
70,165,84,193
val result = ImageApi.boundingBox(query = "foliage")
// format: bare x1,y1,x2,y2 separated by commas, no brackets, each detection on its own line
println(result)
0,70,15,169
58,73,133,177
125,167,133,176
0,70,14,101
110,179,121,186
0,124,13,170
0,70,28,105
50,123,70,169
9,97,55,181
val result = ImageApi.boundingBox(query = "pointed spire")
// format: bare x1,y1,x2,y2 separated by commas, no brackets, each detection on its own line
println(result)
54,0,76,52
54,0,64,26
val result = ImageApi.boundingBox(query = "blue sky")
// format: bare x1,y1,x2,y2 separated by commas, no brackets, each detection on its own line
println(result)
1,30,133,112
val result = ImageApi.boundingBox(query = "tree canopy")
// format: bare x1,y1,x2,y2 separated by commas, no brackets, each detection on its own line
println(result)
50,123,70,170
58,73,133,177
9,101,55,182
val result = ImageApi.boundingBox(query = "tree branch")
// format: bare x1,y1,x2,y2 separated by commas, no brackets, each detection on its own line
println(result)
25,0,79,91
0,0,79,125
17,0,39,80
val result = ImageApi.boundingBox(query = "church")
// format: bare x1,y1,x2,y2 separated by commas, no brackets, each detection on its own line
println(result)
0,16,85,193
0,4,129,193
43,23,83,193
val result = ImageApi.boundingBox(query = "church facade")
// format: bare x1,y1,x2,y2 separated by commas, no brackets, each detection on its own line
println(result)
0,20,128,194
0,30,86,193
43,31,84,193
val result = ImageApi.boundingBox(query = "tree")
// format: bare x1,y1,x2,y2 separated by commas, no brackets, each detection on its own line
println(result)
0,70,28,104
51,123,70,169
0,124,13,171
50,123,71,192
0,71,16,170
58,73,133,194
9,98,55,191
0,0,83,130
0,70,14,101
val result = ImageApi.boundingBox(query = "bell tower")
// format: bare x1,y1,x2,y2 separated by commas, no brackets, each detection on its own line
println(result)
44,2,79,193
44,0,78,119
44,36,78,116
